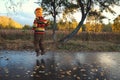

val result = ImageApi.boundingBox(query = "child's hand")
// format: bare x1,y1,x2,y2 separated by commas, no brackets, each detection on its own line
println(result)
44,20,48,24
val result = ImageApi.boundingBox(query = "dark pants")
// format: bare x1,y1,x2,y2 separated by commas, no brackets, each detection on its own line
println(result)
34,33,44,53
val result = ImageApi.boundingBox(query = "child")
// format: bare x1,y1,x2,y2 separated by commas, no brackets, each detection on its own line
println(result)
32,7,48,56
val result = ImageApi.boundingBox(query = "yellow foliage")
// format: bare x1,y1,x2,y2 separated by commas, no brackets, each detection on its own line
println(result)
112,15,120,33
58,20,78,31
0,16,23,29
85,22,103,32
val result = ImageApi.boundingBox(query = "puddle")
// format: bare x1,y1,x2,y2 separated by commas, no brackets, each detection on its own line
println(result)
0,50,120,80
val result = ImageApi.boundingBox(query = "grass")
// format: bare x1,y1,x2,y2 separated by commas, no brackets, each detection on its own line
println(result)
0,29,120,52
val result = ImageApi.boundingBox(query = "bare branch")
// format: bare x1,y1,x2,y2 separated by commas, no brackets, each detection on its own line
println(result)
77,0,85,15
86,0,92,14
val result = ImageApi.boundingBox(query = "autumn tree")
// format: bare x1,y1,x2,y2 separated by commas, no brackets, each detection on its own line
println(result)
85,22,103,32
23,24,31,30
57,19,78,31
0,16,22,29
112,15,120,33
85,9,107,32
59,0,120,42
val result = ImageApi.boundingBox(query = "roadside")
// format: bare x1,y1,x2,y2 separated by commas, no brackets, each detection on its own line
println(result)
0,39,120,52
0,30,120,52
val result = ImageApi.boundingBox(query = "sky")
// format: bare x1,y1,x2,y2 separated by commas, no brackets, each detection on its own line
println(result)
0,0,39,26
0,0,120,26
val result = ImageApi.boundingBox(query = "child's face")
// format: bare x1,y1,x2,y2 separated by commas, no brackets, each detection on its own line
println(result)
35,10,42,17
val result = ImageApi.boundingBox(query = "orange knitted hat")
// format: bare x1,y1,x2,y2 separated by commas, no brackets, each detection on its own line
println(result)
35,7,43,17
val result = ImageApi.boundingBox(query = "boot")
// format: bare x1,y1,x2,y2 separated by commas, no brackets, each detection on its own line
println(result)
36,50,40,56
41,51,45,55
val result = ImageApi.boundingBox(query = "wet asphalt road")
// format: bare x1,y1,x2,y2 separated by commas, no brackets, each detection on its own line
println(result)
0,50,120,80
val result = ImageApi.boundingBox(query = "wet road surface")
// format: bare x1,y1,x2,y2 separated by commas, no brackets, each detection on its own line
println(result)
0,50,120,80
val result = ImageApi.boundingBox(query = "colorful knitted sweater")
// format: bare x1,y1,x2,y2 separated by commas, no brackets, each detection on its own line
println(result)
33,17,48,34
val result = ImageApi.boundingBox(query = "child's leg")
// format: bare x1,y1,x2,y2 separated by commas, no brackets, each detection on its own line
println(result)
34,34,40,56
39,35,45,55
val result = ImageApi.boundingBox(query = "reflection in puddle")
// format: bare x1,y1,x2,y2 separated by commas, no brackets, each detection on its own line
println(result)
98,53,116,67
33,59,46,80
0,51,120,80
75,53,86,64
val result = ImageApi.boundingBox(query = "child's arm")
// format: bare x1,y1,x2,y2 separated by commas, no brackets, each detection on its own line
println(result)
32,19,38,30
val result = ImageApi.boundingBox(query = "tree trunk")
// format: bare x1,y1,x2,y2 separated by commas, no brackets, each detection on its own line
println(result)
52,15,57,42
52,0,57,42
59,14,87,42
